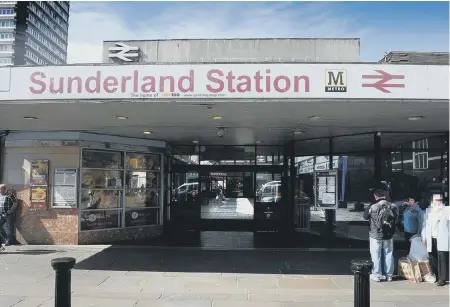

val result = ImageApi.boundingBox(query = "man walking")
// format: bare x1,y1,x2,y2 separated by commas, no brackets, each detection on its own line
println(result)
0,184,18,248
364,189,398,282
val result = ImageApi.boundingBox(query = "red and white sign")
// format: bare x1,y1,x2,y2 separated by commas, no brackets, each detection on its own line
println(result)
0,64,448,101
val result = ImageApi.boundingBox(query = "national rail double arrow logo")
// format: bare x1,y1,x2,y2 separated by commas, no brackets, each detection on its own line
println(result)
362,70,405,93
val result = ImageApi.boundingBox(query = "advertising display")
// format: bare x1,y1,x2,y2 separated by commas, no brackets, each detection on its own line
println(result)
0,64,448,101
53,168,77,208
30,160,49,209
80,209,121,231
314,170,339,209
125,208,158,227
30,186,48,210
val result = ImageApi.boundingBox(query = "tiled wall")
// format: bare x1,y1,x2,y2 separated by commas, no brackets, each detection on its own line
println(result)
3,146,80,245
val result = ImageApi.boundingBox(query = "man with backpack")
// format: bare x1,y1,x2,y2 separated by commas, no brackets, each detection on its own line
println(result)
364,189,398,282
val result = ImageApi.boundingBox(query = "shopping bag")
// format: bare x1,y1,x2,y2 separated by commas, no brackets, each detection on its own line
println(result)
408,236,429,261
398,257,422,283
418,261,436,283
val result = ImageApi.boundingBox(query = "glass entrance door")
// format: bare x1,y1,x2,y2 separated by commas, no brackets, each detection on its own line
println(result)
254,172,284,231
200,171,255,220
170,171,201,230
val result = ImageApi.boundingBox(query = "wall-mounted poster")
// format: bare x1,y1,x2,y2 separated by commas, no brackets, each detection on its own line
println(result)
314,170,338,209
30,186,48,209
53,168,78,208
126,153,161,170
30,160,49,209
30,160,49,186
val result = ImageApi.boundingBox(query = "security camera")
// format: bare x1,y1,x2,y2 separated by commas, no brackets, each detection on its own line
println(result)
377,132,382,137
207,105,213,110
217,128,226,138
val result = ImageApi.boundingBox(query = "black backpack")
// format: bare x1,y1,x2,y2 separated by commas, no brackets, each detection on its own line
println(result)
376,201,396,238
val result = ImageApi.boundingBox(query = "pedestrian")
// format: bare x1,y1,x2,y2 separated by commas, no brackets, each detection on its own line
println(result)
0,184,18,248
363,189,398,282
401,196,424,251
421,194,449,286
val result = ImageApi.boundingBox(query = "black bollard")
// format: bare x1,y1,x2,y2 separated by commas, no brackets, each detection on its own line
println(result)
350,260,373,307
51,257,76,307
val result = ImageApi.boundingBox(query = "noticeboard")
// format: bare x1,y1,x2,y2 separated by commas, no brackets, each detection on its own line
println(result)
314,170,338,210
53,168,78,208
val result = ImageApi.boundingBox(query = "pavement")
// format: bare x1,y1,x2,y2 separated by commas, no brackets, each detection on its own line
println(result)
0,244,448,307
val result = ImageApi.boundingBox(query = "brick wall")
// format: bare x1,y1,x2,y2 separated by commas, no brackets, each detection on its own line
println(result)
3,146,80,245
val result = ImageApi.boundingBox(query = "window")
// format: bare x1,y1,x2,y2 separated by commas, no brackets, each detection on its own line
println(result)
0,45,13,52
0,9,14,14
0,33,14,40
80,149,162,231
27,17,67,50
27,27,66,60
0,57,12,65
0,20,15,27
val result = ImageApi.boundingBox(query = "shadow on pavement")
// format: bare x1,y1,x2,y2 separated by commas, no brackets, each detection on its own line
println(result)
2,249,60,255
74,231,409,276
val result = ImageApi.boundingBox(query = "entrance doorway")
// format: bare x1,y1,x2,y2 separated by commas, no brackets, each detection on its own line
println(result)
169,165,285,232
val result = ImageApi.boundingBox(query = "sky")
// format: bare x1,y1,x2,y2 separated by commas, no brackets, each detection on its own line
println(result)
66,1,449,64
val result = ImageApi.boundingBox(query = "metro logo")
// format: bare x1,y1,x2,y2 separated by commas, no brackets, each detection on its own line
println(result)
325,70,347,93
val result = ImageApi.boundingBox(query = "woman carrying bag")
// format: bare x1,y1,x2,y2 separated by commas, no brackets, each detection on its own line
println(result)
421,194,449,286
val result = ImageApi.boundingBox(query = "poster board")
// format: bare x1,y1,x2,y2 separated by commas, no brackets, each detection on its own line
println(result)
53,168,78,208
30,160,49,209
314,169,338,210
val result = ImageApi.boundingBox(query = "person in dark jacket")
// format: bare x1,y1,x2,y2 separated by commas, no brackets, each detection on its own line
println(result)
363,189,398,282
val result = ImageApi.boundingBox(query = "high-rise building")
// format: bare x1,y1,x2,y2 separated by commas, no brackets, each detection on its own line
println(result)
0,1,69,66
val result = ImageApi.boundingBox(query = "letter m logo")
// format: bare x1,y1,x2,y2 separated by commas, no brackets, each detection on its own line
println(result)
325,70,347,92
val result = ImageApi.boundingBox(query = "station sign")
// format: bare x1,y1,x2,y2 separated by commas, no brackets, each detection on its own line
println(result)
0,64,448,101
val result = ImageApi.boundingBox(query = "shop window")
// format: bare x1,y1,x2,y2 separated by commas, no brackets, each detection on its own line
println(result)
80,148,162,231
81,149,123,169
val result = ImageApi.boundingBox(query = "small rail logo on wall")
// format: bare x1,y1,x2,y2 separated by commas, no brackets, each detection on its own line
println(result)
325,70,347,92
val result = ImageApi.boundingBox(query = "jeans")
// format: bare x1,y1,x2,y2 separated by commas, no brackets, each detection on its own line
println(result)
0,213,14,244
369,237,394,278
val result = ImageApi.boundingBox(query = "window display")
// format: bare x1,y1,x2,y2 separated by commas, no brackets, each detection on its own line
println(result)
82,149,123,169
126,153,160,170
80,148,162,231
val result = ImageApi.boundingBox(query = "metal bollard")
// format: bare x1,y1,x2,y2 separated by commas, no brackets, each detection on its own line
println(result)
350,260,373,307
51,257,76,307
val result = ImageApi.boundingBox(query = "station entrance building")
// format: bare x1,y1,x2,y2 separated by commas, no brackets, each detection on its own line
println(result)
0,38,448,246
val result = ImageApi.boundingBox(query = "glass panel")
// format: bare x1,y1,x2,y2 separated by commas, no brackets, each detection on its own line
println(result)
126,171,159,189
80,190,123,209
172,146,199,165
81,170,123,189
125,208,159,227
333,134,374,153
126,153,161,170
170,172,200,222
80,209,122,231
256,146,283,165
200,146,256,165
256,173,282,202
125,189,159,208
382,133,445,150
81,149,123,169
200,172,254,220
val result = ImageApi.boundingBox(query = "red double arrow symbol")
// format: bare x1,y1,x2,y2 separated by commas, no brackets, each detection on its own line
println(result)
362,70,405,93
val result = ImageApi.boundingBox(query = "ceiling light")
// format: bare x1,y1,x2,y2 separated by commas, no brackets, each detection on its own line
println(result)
406,116,424,121
211,115,224,120
309,116,323,121
143,131,152,135
24,116,38,120
114,116,128,120
192,140,199,144
294,131,304,135
255,141,263,144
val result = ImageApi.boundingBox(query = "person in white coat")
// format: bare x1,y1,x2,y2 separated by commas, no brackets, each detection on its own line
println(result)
421,194,449,286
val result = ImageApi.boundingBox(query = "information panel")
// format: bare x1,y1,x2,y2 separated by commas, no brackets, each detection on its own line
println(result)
53,168,78,208
314,170,338,209
30,160,49,209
